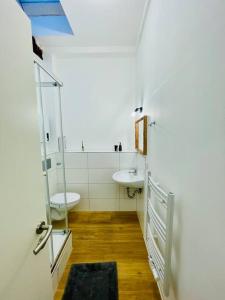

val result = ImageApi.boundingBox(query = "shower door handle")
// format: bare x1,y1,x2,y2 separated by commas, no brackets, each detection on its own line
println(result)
33,221,52,255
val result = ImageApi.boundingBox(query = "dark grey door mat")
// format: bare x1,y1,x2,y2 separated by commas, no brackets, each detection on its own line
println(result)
62,262,118,300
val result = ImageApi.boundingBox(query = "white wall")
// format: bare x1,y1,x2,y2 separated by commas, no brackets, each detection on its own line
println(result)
137,1,225,299
52,54,136,151
136,153,147,233
36,51,139,212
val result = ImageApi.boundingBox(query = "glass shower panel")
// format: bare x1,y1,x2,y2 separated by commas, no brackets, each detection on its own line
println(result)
35,62,69,268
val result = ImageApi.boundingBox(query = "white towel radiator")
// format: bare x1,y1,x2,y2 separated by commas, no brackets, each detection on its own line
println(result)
146,171,174,297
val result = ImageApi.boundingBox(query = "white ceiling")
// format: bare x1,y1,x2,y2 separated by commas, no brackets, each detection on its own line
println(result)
38,0,147,49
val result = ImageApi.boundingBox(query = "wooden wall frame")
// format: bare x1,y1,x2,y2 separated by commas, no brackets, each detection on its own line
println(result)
135,115,148,155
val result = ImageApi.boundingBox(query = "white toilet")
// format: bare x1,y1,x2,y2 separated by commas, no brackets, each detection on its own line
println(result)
50,192,80,221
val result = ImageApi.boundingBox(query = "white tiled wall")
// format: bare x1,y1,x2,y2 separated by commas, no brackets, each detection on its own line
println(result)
46,153,58,197
56,152,139,211
46,152,146,213
119,152,137,169
88,153,119,169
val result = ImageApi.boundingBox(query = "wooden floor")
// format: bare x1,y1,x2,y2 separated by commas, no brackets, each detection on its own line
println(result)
54,212,161,300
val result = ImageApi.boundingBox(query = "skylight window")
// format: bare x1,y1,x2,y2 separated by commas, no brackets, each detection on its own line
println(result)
18,0,73,36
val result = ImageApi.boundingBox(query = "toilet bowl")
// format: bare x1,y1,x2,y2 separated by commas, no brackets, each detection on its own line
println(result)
50,192,80,221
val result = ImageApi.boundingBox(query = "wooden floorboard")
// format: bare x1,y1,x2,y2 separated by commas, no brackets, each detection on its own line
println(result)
54,212,161,300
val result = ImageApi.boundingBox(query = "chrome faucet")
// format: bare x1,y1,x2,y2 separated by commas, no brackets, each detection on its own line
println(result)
129,168,137,175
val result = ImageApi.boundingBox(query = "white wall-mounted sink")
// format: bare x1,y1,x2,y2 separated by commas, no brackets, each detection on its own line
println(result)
112,169,144,188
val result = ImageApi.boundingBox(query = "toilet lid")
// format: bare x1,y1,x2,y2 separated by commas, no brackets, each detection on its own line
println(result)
50,193,80,208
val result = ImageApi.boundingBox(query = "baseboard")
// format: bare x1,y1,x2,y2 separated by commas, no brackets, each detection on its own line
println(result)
51,232,72,293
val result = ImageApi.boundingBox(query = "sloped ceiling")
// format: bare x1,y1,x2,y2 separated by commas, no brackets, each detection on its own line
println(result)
37,0,147,49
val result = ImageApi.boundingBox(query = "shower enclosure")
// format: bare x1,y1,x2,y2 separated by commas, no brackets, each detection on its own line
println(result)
35,61,69,269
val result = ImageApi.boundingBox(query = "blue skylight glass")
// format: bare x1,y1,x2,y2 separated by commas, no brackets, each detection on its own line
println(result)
19,1,60,3
17,0,73,36
31,16,73,36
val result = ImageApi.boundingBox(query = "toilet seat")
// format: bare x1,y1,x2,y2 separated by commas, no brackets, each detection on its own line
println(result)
50,193,80,209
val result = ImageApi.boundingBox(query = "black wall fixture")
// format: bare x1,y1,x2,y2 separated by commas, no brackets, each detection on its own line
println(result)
134,107,143,113
32,36,43,60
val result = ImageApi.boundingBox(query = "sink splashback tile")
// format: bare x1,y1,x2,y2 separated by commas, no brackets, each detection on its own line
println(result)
88,153,119,169
64,153,88,169
119,198,137,211
89,169,117,184
119,152,137,169
90,198,120,211
89,184,119,199
58,183,89,198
